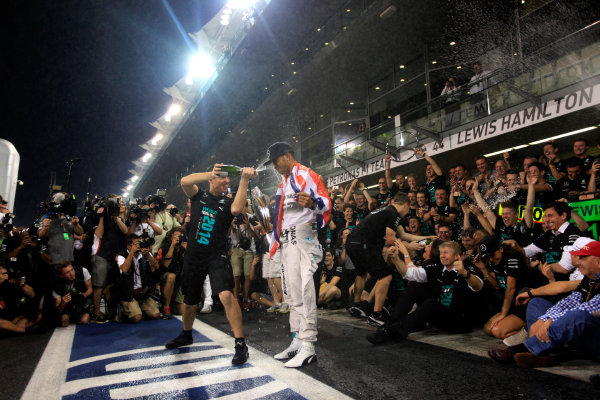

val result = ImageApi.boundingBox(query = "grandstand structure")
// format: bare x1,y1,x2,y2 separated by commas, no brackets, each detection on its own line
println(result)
129,0,600,207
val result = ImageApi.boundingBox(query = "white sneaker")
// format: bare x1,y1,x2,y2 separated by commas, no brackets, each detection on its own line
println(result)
284,341,317,368
274,337,302,360
503,326,528,347
279,303,290,314
200,305,212,314
266,303,281,312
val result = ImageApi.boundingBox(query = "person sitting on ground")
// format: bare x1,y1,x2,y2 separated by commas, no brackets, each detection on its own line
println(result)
474,236,529,340
487,240,600,368
52,262,92,327
318,249,343,308
0,265,41,334
367,240,482,345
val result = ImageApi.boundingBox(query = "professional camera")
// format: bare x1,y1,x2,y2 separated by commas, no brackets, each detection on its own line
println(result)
138,236,155,249
131,206,149,223
40,193,78,220
100,197,120,217
146,192,167,212
140,286,161,302
69,287,85,305
6,257,24,280
169,207,179,216
1,212,15,233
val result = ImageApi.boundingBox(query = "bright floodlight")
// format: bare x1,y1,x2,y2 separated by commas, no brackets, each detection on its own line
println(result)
131,175,139,182
168,103,182,117
126,185,132,190
188,53,216,80
220,19,230,26
123,192,129,197
151,132,164,145
142,152,152,162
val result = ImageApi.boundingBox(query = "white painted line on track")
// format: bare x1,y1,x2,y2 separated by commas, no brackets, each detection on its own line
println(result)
213,379,291,400
60,356,235,396
23,317,354,400
67,342,213,369
21,325,75,400
104,346,230,371
189,317,354,400
108,366,268,399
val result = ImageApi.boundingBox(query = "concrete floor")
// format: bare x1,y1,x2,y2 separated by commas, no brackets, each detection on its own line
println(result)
2,306,599,400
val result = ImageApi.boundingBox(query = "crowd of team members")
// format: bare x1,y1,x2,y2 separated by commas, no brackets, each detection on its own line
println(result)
1,136,599,367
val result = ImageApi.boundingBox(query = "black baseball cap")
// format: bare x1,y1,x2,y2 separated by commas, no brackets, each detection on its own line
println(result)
264,142,294,166
476,235,501,259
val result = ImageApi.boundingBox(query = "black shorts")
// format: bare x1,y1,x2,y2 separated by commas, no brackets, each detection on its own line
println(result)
181,254,234,305
345,241,391,280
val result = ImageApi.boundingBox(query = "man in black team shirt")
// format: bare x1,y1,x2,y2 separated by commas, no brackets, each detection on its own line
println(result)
165,163,256,365
505,201,581,279
472,177,534,248
415,147,445,204
368,240,483,344
345,192,430,326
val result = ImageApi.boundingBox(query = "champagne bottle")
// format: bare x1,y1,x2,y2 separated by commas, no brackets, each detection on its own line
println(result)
219,165,242,176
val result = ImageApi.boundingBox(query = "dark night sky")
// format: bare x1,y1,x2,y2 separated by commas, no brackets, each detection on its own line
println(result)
3,0,224,225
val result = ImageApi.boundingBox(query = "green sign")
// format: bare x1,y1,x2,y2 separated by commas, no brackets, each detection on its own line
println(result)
498,198,600,240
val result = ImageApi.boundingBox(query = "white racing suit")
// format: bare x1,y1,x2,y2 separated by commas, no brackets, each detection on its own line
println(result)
280,223,322,342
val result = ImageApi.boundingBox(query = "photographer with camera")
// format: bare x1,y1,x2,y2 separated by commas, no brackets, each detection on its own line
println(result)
90,198,128,323
0,265,41,334
230,204,258,311
38,196,83,264
52,262,92,326
1,227,53,322
151,198,181,254
157,227,187,317
116,235,161,323
128,203,162,243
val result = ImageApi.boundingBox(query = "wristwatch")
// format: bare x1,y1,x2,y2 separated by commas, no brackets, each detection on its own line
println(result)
464,270,472,279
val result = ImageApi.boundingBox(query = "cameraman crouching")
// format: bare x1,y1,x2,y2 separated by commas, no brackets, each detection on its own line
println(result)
116,235,161,323
53,262,92,326
0,265,41,334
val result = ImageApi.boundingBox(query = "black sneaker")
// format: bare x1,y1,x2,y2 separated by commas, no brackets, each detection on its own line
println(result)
232,341,249,365
367,326,392,345
347,304,367,318
166,331,193,349
91,312,109,324
367,312,387,327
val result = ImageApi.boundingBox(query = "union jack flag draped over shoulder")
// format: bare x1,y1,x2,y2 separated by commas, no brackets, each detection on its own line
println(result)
269,162,331,258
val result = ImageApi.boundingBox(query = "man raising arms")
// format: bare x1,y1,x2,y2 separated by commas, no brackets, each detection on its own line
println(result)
165,163,256,365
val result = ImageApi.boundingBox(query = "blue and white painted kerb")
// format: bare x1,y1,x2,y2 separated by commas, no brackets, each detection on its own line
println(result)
23,318,352,400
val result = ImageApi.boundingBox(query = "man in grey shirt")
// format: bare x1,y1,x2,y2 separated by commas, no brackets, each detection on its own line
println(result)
39,214,82,263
